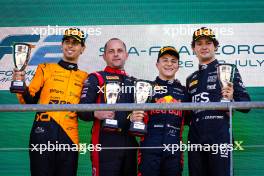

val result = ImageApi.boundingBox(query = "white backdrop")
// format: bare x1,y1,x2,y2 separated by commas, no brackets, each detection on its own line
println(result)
0,23,263,90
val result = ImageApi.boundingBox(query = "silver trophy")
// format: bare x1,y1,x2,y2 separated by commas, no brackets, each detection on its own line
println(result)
129,80,153,136
102,82,121,131
10,43,32,93
217,64,235,102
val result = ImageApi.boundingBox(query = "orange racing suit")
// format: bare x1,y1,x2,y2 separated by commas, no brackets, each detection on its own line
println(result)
16,60,87,176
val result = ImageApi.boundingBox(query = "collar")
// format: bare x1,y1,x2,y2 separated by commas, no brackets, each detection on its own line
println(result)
104,66,127,75
58,60,78,71
199,59,218,71
155,76,178,86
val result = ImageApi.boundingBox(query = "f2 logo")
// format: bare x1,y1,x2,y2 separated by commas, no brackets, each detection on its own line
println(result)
0,34,63,65
0,35,40,60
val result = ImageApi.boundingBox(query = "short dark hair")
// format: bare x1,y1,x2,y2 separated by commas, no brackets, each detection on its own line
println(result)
191,38,219,48
104,38,127,53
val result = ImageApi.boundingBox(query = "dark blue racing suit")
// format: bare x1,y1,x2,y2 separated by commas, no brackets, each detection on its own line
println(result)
138,77,188,176
186,59,251,176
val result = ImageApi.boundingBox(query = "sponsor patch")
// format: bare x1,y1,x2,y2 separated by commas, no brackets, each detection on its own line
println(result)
207,75,217,83
207,84,216,90
192,74,197,79
173,87,183,93
204,115,224,120
189,88,197,94
189,80,198,87
106,76,119,80
208,71,217,75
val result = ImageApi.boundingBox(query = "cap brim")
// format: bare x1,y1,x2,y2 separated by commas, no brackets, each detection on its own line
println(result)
194,35,215,41
62,35,83,43
159,50,179,59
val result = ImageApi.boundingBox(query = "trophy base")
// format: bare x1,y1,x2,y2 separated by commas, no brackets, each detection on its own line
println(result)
128,122,147,137
10,81,26,93
102,119,119,132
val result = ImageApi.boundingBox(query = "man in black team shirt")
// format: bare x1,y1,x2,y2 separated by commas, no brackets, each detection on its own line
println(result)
131,46,188,176
78,38,138,176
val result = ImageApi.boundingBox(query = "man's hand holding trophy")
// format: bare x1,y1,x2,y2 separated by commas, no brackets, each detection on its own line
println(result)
128,80,153,136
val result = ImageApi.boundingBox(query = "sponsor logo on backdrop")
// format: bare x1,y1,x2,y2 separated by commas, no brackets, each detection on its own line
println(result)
0,24,264,89
0,35,263,66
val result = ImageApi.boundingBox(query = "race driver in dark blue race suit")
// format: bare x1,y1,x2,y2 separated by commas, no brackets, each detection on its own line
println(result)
186,27,251,176
130,46,189,176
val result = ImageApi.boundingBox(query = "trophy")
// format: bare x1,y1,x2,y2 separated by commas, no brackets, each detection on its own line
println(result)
102,81,121,131
217,63,235,102
128,80,153,136
10,43,32,93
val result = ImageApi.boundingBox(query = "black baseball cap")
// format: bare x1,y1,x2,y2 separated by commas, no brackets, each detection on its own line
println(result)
192,27,216,42
157,46,179,62
62,28,86,45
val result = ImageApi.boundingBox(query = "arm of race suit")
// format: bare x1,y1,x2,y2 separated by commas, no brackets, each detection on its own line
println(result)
78,74,99,121
233,67,251,113
16,64,45,104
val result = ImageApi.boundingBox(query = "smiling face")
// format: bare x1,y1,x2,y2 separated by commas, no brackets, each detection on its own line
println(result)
62,37,85,63
192,36,216,64
156,54,179,80
103,39,128,69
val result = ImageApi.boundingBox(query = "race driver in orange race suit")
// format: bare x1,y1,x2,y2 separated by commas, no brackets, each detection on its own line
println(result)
11,28,88,176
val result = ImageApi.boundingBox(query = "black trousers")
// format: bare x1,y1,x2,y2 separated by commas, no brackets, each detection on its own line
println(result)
29,120,78,176
138,149,182,176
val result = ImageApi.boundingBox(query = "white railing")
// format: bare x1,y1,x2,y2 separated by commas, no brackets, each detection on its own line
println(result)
0,101,263,176
0,102,263,112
